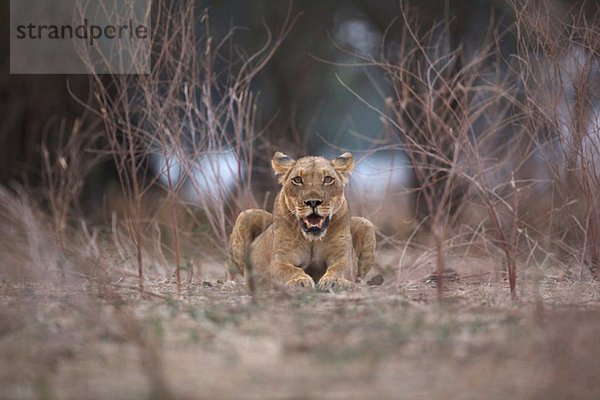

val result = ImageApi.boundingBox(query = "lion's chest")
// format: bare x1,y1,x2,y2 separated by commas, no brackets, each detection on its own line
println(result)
299,242,328,280
298,243,325,266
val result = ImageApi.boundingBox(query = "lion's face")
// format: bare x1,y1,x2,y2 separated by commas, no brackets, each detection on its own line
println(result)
272,152,354,240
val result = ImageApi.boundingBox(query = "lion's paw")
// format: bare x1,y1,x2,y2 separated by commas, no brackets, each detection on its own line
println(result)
286,274,316,289
318,275,352,292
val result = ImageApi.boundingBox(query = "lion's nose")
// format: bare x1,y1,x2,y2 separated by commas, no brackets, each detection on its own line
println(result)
304,199,323,208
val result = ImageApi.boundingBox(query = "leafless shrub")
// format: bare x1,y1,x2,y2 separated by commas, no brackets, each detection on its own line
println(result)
75,1,296,290
511,0,600,280
361,1,600,297
371,6,528,298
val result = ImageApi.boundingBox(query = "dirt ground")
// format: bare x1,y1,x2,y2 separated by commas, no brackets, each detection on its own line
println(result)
1,268,600,400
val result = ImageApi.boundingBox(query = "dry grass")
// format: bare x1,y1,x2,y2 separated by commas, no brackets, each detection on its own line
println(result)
2,273,599,400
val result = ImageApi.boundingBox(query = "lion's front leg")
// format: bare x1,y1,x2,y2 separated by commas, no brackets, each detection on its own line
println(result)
316,232,356,291
228,209,272,277
270,261,315,289
318,259,353,291
318,273,352,291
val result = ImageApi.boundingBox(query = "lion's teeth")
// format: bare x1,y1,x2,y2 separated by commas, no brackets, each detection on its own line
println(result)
303,214,326,229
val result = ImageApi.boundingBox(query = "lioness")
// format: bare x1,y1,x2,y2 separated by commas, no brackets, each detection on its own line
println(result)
229,152,376,290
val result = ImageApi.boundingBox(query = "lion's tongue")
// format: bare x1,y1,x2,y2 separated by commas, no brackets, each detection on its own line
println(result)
304,214,324,228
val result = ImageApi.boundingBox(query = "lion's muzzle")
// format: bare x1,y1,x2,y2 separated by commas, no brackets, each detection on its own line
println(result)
301,213,330,235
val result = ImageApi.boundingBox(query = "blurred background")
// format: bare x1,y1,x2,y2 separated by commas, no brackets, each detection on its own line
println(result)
2,0,452,222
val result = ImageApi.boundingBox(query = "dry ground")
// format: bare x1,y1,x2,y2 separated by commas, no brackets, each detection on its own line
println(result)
1,269,600,400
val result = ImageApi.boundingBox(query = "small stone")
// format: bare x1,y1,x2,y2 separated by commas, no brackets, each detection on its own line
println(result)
367,274,384,286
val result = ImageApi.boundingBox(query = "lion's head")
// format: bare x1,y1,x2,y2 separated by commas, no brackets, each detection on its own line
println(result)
271,152,354,240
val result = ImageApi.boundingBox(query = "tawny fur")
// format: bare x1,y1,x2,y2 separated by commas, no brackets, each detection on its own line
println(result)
229,152,376,290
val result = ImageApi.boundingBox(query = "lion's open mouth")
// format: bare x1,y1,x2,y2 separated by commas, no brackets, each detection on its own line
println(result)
300,213,330,234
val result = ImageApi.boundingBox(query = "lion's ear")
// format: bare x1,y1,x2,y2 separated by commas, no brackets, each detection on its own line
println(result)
331,152,354,179
272,152,295,180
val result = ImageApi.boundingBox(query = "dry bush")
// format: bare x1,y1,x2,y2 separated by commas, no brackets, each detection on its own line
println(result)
371,6,525,298
511,0,600,280
357,1,600,297
74,1,296,290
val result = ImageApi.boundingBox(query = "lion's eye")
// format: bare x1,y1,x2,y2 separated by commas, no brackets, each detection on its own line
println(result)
291,176,303,185
323,176,335,185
